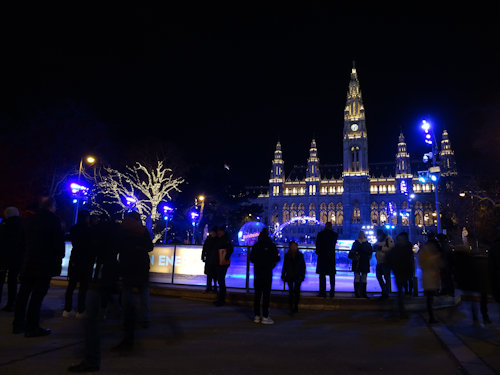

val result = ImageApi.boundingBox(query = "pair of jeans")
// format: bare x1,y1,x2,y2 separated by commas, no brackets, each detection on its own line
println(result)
319,274,335,295
13,276,51,331
376,263,391,296
287,281,302,311
0,266,20,308
121,285,151,341
64,277,89,313
254,274,272,317
216,266,228,303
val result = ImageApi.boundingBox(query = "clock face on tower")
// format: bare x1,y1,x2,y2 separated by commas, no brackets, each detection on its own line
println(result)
351,123,359,132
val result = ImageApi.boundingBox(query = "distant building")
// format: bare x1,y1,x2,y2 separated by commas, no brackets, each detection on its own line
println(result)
265,64,458,243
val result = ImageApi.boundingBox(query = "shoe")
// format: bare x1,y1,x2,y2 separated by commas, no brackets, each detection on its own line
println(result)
484,316,492,325
12,326,24,334
261,316,274,325
25,327,51,337
214,301,225,307
428,318,439,325
253,315,261,323
329,291,335,298
76,312,86,319
317,293,326,298
68,362,100,373
1,305,14,312
62,310,76,318
141,321,150,329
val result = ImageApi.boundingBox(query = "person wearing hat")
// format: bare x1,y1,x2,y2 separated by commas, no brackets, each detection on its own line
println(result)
0,206,25,312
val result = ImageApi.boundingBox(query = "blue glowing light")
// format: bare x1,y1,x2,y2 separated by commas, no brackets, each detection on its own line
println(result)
419,176,426,183
430,174,437,182
421,120,431,132
72,199,78,204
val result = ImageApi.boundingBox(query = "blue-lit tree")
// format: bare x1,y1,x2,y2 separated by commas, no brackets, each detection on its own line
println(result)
90,160,184,242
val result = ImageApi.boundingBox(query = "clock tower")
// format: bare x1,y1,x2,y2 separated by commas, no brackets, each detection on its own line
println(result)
343,62,369,175
342,62,370,235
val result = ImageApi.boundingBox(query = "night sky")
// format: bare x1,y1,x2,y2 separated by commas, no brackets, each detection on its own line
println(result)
2,6,499,188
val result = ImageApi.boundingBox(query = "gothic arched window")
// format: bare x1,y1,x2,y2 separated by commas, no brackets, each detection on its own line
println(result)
336,203,344,226
371,202,379,226
351,146,360,171
282,203,290,223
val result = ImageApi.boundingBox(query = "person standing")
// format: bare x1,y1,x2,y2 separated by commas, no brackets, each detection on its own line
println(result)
63,210,93,318
250,228,280,324
315,222,338,297
374,229,394,299
115,211,154,350
13,197,65,337
387,232,414,318
213,226,233,307
281,241,305,315
68,214,120,373
418,232,443,324
201,227,218,293
0,207,25,312
348,231,372,298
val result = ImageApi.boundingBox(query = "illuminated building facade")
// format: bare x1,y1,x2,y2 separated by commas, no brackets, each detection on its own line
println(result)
267,64,458,242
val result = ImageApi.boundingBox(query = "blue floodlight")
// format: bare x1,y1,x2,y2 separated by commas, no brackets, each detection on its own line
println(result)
72,199,78,204
418,175,426,183
430,174,438,182
421,120,431,132
410,193,415,199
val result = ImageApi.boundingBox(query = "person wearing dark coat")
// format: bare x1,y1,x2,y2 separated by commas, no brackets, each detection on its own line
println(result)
13,197,65,337
281,241,305,315
0,207,25,312
374,229,394,299
387,232,414,318
348,231,372,298
115,211,154,350
315,222,338,297
418,232,443,324
436,233,455,297
201,227,218,293
63,210,93,317
250,228,280,324
213,226,233,307
68,214,120,373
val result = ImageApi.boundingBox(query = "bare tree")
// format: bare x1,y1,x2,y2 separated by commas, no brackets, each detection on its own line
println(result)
90,160,184,242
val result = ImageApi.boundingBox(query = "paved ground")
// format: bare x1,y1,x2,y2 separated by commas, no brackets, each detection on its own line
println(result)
0,286,499,374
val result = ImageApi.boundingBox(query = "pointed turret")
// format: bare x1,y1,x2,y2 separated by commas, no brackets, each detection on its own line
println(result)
306,138,320,196
269,140,284,196
439,130,458,176
396,132,411,178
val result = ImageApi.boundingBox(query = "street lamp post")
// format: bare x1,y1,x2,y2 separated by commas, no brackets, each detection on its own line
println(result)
73,156,96,224
163,204,174,244
421,120,441,234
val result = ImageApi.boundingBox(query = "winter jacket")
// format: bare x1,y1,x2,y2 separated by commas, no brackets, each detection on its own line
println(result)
22,209,65,278
281,251,306,283
418,239,443,291
348,239,372,274
387,240,414,282
90,220,120,289
250,234,280,278
315,228,338,275
0,216,25,271
68,222,94,282
117,217,154,287
201,235,218,276
374,235,394,264
213,233,234,268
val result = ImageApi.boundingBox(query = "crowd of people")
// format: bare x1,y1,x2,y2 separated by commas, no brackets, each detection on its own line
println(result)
1,199,500,372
